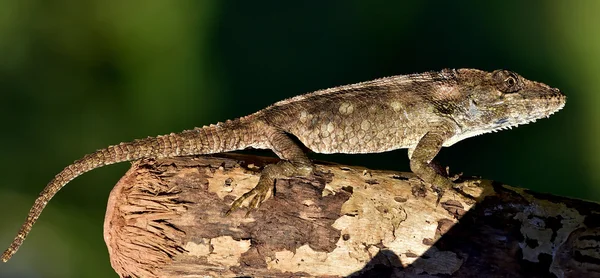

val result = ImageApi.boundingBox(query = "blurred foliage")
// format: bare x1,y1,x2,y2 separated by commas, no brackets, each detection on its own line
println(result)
0,1,598,277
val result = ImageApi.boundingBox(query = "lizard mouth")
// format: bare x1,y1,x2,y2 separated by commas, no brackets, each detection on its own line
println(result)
534,89,566,119
487,88,566,134
502,90,566,131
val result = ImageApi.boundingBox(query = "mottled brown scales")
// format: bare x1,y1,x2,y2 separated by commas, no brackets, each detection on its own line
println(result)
1,68,566,262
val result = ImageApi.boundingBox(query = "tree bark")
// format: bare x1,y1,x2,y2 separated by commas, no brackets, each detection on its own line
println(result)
103,154,600,278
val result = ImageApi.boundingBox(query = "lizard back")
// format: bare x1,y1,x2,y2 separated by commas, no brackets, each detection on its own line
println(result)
261,72,456,154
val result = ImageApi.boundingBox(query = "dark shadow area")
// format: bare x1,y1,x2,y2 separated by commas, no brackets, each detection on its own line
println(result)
347,180,600,277
348,250,405,278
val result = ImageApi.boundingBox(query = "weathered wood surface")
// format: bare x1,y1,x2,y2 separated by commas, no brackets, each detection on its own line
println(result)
103,154,600,278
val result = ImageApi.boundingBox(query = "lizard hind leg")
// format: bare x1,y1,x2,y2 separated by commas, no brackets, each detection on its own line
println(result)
226,130,313,216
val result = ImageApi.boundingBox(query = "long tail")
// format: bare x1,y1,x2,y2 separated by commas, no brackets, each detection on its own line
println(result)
2,119,255,262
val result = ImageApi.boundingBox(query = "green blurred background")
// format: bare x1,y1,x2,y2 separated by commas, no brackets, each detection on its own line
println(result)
0,1,598,277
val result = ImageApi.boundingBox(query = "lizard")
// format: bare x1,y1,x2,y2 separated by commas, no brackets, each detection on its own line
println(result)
1,68,566,262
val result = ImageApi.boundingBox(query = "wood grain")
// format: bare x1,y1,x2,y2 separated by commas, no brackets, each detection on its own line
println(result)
104,154,600,277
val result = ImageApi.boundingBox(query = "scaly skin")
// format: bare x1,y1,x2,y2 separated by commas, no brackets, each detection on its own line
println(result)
1,69,566,262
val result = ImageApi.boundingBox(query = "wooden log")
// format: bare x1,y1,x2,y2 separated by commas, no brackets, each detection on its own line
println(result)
103,154,600,278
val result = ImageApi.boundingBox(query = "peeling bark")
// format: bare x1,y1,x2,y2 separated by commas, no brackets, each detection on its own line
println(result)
103,154,600,278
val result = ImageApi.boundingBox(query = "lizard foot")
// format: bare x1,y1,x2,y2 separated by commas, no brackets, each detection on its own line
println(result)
225,176,274,216
432,177,462,205
225,160,313,217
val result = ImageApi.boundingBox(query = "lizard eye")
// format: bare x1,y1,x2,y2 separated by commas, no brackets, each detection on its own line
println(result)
505,76,516,86
492,70,521,93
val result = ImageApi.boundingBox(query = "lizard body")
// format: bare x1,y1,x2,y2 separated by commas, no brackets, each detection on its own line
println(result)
1,69,566,262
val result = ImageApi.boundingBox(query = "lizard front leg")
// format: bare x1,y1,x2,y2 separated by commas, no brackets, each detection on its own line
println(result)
409,122,457,202
226,130,313,215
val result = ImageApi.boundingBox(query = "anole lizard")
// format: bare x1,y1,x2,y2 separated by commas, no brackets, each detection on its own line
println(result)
1,69,566,262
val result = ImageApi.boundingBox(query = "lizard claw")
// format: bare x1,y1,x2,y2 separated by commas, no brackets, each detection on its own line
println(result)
225,177,274,216
433,185,445,205
432,177,459,205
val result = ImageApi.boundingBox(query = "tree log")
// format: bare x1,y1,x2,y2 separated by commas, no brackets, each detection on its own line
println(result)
103,154,600,278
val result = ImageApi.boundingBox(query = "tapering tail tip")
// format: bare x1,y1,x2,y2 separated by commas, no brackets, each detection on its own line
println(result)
2,216,31,262
2,249,14,263
2,238,21,262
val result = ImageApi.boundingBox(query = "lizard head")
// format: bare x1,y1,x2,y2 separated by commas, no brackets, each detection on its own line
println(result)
450,69,566,137
440,68,566,145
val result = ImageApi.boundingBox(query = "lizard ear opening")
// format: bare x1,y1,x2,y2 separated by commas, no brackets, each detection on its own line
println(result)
492,70,522,93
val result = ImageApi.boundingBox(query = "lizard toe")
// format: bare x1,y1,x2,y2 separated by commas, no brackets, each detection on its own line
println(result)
225,177,274,216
